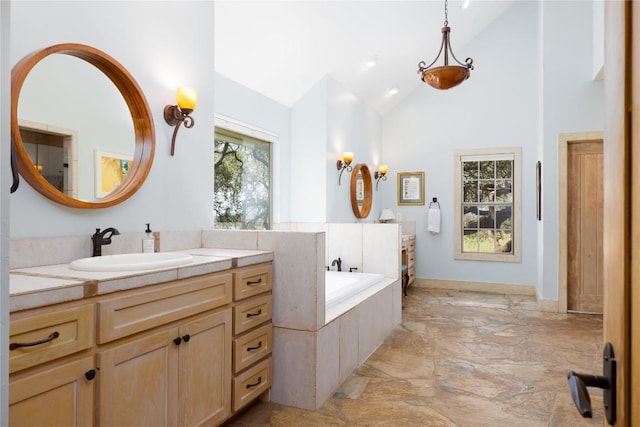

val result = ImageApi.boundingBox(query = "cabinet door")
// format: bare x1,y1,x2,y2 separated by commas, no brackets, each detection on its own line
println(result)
98,328,179,426
179,309,232,427
10,356,95,426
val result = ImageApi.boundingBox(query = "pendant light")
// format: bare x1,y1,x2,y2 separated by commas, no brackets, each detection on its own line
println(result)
417,0,474,90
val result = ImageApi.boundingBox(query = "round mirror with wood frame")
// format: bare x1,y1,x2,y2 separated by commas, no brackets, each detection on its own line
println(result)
350,163,373,218
11,43,155,209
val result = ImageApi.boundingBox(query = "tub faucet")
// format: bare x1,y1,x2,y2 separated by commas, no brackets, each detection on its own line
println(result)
92,227,120,257
331,257,342,272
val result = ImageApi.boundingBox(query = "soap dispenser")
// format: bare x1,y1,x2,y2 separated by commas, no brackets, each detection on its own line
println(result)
143,223,155,253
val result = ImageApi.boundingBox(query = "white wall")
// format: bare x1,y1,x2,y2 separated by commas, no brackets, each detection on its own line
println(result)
381,1,539,287
326,77,383,223
539,0,604,300
289,75,383,223
381,1,603,300
10,1,215,238
290,78,328,222
214,73,291,224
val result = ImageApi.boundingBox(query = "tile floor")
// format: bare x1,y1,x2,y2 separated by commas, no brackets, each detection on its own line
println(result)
225,287,604,426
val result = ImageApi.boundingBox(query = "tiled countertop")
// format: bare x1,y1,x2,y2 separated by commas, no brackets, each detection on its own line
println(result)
10,248,273,312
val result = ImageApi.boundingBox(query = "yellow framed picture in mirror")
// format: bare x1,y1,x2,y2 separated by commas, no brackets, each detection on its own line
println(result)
95,150,132,198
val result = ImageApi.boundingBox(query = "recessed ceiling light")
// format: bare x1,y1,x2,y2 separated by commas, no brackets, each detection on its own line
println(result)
388,87,399,96
364,56,377,69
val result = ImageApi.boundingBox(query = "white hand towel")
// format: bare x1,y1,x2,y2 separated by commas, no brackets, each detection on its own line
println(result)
428,208,441,234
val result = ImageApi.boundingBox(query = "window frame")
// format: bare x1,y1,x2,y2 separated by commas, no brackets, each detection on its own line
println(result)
454,147,522,262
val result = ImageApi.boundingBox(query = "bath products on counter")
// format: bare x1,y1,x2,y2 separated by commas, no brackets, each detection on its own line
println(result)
143,223,155,253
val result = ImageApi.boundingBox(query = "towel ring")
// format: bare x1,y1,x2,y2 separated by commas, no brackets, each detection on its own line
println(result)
429,197,440,209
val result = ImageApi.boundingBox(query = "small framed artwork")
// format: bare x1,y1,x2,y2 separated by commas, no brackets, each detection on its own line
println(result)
397,171,425,206
536,160,542,220
95,150,133,198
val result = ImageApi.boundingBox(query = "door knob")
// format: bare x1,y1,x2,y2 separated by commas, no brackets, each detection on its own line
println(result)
567,342,616,425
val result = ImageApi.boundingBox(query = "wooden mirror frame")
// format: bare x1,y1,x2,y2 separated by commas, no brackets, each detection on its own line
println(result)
11,43,155,208
350,163,373,218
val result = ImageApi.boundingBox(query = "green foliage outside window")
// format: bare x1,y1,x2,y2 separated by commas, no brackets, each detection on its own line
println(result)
214,130,271,230
462,159,513,254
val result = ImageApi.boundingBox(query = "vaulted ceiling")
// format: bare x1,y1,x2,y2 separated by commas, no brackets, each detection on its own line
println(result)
214,0,514,116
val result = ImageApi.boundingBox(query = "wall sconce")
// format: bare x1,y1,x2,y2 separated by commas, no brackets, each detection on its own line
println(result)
164,87,198,156
374,164,388,190
336,152,354,185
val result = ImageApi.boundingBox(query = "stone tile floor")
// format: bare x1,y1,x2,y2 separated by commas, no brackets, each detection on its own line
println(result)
225,287,604,426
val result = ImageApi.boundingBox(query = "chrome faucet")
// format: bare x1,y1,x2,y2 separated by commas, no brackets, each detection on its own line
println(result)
331,257,342,272
92,227,120,257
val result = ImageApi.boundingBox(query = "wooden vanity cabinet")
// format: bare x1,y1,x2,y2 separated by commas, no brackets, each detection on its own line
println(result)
9,262,273,427
231,263,273,413
402,235,416,293
8,304,96,426
97,272,233,426
98,309,232,426
10,355,95,426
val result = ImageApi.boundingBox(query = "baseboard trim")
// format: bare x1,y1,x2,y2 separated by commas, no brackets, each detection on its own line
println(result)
535,289,560,313
413,278,536,296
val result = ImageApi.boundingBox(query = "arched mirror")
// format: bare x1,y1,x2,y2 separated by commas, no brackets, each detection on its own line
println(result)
11,43,155,208
350,163,373,218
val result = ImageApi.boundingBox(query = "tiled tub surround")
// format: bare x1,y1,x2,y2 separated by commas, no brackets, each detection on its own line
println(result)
202,225,403,410
10,224,402,411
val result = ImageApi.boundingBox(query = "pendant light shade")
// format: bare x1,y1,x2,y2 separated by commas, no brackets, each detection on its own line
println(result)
417,0,474,90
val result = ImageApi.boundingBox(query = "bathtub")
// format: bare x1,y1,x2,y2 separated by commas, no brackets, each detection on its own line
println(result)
325,271,384,309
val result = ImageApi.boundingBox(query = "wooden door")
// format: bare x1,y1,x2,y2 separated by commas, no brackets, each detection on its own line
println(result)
567,141,604,313
603,1,638,425
9,356,95,426
178,309,232,427
98,328,179,426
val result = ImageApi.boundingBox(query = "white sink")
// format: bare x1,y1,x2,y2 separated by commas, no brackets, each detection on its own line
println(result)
69,252,194,272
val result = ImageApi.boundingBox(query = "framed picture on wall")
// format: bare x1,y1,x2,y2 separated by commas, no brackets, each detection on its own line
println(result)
397,172,425,206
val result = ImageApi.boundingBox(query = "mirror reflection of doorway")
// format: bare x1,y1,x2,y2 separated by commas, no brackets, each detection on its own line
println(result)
18,121,77,198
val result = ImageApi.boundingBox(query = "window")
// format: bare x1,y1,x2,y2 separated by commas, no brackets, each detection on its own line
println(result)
214,127,272,230
454,148,521,262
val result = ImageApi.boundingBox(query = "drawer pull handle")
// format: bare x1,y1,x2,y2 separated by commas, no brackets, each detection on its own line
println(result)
247,278,263,285
173,337,182,346
85,369,97,381
247,309,262,318
246,376,262,389
9,331,60,350
247,341,263,351
182,334,191,342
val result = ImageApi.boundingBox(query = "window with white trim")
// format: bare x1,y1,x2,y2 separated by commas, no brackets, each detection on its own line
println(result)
454,148,521,262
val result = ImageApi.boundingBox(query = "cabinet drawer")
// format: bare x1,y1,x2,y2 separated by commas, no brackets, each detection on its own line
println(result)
9,304,94,374
233,294,272,335
234,264,272,301
232,356,272,412
233,323,272,374
97,272,231,343
408,253,416,268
